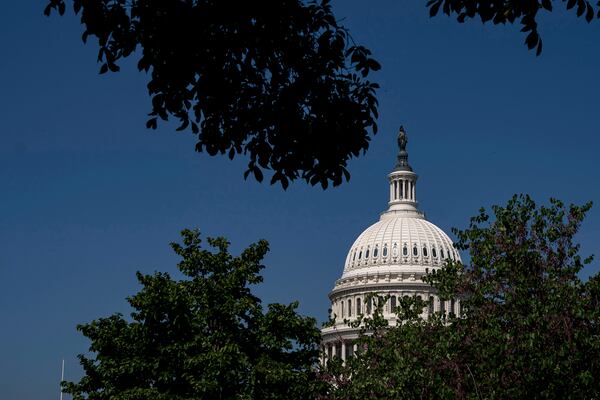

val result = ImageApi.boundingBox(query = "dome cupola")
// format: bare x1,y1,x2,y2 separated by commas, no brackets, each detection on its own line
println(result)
385,125,423,219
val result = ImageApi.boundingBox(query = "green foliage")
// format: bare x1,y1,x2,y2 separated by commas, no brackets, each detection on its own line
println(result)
327,293,456,400
427,0,600,55
44,0,380,189
328,195,600,399
64,229,325,400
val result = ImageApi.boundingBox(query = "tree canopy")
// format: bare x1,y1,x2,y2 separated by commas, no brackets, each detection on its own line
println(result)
62,197,600,399
63,229,325,400
326,195,600,399
44,0,380,189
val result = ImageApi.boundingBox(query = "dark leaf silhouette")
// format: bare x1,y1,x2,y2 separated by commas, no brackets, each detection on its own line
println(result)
44,0,380,189
427,0,600,55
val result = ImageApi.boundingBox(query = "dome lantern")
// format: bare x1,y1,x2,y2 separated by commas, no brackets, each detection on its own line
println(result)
386,126,422,219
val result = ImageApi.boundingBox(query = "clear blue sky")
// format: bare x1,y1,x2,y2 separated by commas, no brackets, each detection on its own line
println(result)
1,1,599,398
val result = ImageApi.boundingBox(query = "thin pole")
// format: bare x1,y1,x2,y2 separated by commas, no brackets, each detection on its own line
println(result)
60,358,64,400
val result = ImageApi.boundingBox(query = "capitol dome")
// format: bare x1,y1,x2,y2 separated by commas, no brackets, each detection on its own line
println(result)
342,216,459,278
321,126,461,363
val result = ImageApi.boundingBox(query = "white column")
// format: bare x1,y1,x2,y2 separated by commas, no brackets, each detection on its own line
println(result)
332,342,337,359
341,341,346,361
320,347,325,365
412,181,415,201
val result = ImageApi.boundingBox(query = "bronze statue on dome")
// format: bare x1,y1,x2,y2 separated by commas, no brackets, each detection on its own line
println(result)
395,125,412,171
397,125,408,152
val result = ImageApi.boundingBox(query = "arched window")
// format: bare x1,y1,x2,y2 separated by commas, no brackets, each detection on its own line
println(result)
353,250,357,261
365,248,370,258
423,246,428,257
390,296,397,313
348,299,352,317
357,298,362,315
413,246,418,256
373,245,379,258
440,248,445,259
383,244,388,257
358,250,362,260
450,299,456,316
432,247,437,258
392,243,398,257
366,297,372,314
403,246,408,256
341,300,345,317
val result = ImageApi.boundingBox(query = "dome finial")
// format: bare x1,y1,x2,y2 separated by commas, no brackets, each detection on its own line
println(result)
395,125,412,171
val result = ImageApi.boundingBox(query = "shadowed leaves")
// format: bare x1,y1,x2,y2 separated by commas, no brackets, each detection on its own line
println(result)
44,0,380,189
426,0,599,55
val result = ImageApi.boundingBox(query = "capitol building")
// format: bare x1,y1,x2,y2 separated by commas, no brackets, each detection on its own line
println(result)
321,127,461,361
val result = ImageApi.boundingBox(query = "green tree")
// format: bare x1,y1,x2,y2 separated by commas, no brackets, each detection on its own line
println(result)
328,195,600,399
44,0,380,189
63,229,325,400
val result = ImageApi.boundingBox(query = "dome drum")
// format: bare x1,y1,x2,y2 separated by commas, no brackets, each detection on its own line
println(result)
330,270,437,298
324,285,460,328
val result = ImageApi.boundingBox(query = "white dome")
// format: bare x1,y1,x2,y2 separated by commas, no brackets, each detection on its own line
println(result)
321,127,462,354
342,213,460,278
